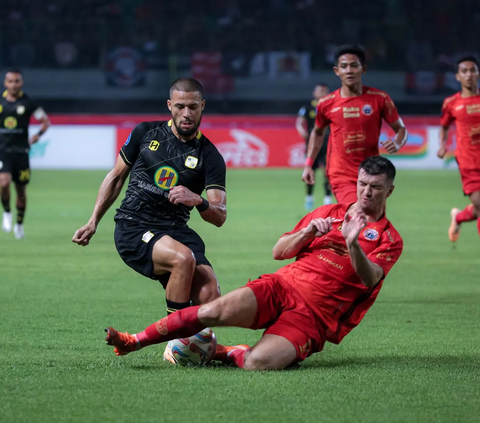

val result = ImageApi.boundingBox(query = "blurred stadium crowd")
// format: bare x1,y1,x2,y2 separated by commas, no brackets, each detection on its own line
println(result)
1,0,479,71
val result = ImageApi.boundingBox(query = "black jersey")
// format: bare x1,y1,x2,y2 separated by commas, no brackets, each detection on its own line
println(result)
115,120,226,227
298,98,330,143
0,91,41,153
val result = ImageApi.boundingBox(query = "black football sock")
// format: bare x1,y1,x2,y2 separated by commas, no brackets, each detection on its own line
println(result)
166,299,191,315
1,198,10,213
16,206,25,224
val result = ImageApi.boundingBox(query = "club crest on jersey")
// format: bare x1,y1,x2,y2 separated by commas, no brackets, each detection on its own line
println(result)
154,166,178,190
16,105,25,115
362,104,373,116
185,156,198,169
363,228,379,241
4,116,17,129
149,140,159,151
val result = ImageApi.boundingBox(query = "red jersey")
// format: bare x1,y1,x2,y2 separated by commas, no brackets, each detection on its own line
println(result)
275,203,403,344
440,92,480,170
315,86,400,183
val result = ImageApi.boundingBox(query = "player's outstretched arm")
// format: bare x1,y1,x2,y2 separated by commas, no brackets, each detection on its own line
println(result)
168,187,226,227
437,125,449,159
342,212,384,287
72,156,130,246
273,217,333,260
381,118,408,154
302,125,326,184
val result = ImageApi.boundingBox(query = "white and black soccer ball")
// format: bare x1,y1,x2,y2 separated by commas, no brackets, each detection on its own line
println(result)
165,328,217,367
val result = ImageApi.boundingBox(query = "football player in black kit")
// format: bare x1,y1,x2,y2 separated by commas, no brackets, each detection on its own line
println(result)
296,83,332,210
72,78,226,362
0,69,50,239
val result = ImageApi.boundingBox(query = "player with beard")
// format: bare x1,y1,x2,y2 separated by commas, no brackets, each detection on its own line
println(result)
105,156,403,371
73,78,227,361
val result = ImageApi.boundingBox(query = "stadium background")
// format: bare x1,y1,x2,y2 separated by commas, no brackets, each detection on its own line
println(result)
1,1,479,422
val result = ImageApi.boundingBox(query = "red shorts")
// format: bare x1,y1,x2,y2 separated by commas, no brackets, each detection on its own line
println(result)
246,274,326,361
459,166,480,195
330,179,357,203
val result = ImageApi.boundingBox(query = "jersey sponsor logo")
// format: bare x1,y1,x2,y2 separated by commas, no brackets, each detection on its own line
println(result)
466,104,480,114
16,105,25,115
455,104,464,111
185,156,198,169
363,228,379,241
362,104,373,115
344,131,366,143
4,116,17,129
331,106,341,113
154,166,178,190
142,231,154,243
149,140,159,151
376,252,393,262
343,107,360,118
317,253,344,270
125,133,132,145
216,129,268,167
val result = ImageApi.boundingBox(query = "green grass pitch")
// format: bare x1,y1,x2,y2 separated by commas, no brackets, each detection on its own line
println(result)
1,169,479,423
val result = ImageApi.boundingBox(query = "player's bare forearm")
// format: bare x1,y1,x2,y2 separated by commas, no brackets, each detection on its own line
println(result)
40,117,50,134
346,240,384,287
198,189,226,227
89,157,130,226
295,117,309,140
273,229,315,260
306,125,326,160
390,119,408,151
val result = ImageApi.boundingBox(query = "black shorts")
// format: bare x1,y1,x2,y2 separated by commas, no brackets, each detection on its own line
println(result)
306,140,328,170
0,151,31,184
114,219,211,289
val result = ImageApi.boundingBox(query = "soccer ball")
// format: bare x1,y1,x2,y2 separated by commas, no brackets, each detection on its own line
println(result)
166,328,217,367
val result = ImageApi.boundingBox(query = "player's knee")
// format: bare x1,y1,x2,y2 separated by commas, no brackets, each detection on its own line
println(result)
243,350,283,371
197,300,223,325
171,248,196,273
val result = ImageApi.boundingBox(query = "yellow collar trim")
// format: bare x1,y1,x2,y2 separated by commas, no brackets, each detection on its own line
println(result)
3,90,23,98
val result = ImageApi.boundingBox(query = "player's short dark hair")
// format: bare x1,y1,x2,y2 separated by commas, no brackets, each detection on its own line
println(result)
5,68,23,76
334,44,366,66
359,156,396,182
169,78,203,98
456,55,479,72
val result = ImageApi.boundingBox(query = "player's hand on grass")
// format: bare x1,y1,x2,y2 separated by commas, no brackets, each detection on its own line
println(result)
380,140,399,154
168,185,202,207
29,135,40,145
302,167,315,185
341,211,367,245
72,222,97,246
437,145,446,159
304,217,333,237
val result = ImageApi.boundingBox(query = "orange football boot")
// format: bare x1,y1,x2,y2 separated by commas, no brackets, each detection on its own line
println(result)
448,207,462,242
105,327,140,356
214,344,250,362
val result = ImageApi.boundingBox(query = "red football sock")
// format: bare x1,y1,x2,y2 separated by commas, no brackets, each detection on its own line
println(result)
456,205,475,224
135,306,205,347
228,348,250,368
